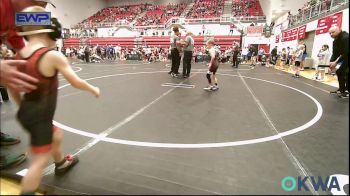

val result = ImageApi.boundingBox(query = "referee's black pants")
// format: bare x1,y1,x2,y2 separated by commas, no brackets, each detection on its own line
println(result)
84,51,90,63
171,48,180,74
182,51,193,76
336,63,349,93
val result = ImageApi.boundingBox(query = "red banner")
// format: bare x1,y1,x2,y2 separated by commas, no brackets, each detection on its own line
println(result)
282,26,301,42
291,28,298,40
286,29,291,38
298,25,307,39
316,16,330,34
329,12,343,28
283,32,287,39
316,12,343,35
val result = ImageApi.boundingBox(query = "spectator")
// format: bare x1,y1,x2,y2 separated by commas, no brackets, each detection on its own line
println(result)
258,47,265,65
315,44,331,81
229,23,235,35
280,48,287,70
241,47,248,63
329,26,349,98
292,45,305,78
299,39,307,70
270,46,278,66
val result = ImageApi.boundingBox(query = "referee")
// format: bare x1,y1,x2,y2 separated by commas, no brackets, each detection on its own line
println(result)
169,26,181,77
181,31,194,78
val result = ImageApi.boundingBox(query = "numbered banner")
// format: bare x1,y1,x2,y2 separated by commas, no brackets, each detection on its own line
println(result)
276,35,280,43
316,12,343,35
291,28,299,40
298,25,307,39
329,12,343,28
316,16,330,35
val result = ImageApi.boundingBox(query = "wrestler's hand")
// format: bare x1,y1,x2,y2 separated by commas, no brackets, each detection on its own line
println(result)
92,86,100,98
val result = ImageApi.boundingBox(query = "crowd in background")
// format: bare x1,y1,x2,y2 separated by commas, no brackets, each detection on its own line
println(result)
60,44,237,64
76,4,150,28
61,45,171,63
232,0,264,17
74,3,187,29
137,3,187,26
186,0,224,18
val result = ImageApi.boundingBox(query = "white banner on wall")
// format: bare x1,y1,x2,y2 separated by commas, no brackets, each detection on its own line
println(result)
246,26,264,37
98,27,137,37
243,36,271,48
306,20,318,32
182,24,240,36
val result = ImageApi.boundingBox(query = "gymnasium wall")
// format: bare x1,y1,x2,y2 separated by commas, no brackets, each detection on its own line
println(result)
258,0,271,24
98,27,138,37
47,0,108,28
182,24,241,36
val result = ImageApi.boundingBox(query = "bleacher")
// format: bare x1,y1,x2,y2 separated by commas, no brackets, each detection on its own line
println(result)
136,3,186,26
72,0,267,29
186,0,225,18
76,4,149,28
232,0,264,17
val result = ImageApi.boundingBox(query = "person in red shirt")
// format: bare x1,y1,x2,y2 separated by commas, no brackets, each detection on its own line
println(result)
0,0,47,91
0,0,55,170
0,0,55,51
1,0,56,91
229,23,235,35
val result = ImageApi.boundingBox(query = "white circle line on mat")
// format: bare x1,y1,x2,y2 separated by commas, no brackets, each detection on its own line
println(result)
54,71,323,148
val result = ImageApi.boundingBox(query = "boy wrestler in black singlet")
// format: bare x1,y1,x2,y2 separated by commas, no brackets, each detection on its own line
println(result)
8,6,100,195
204,39,220,91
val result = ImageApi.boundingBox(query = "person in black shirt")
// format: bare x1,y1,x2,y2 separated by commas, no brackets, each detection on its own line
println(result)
169,26,181,77
232,44,240,68
270,46,278,66
329,26,349,98
84,45,91,63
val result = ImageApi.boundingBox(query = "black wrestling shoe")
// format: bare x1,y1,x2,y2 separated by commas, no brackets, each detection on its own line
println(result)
330,89,341,94
339,92,349,98
55,155,79,176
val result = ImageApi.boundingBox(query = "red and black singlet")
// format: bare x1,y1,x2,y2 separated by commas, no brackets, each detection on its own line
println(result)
16,47,58,126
